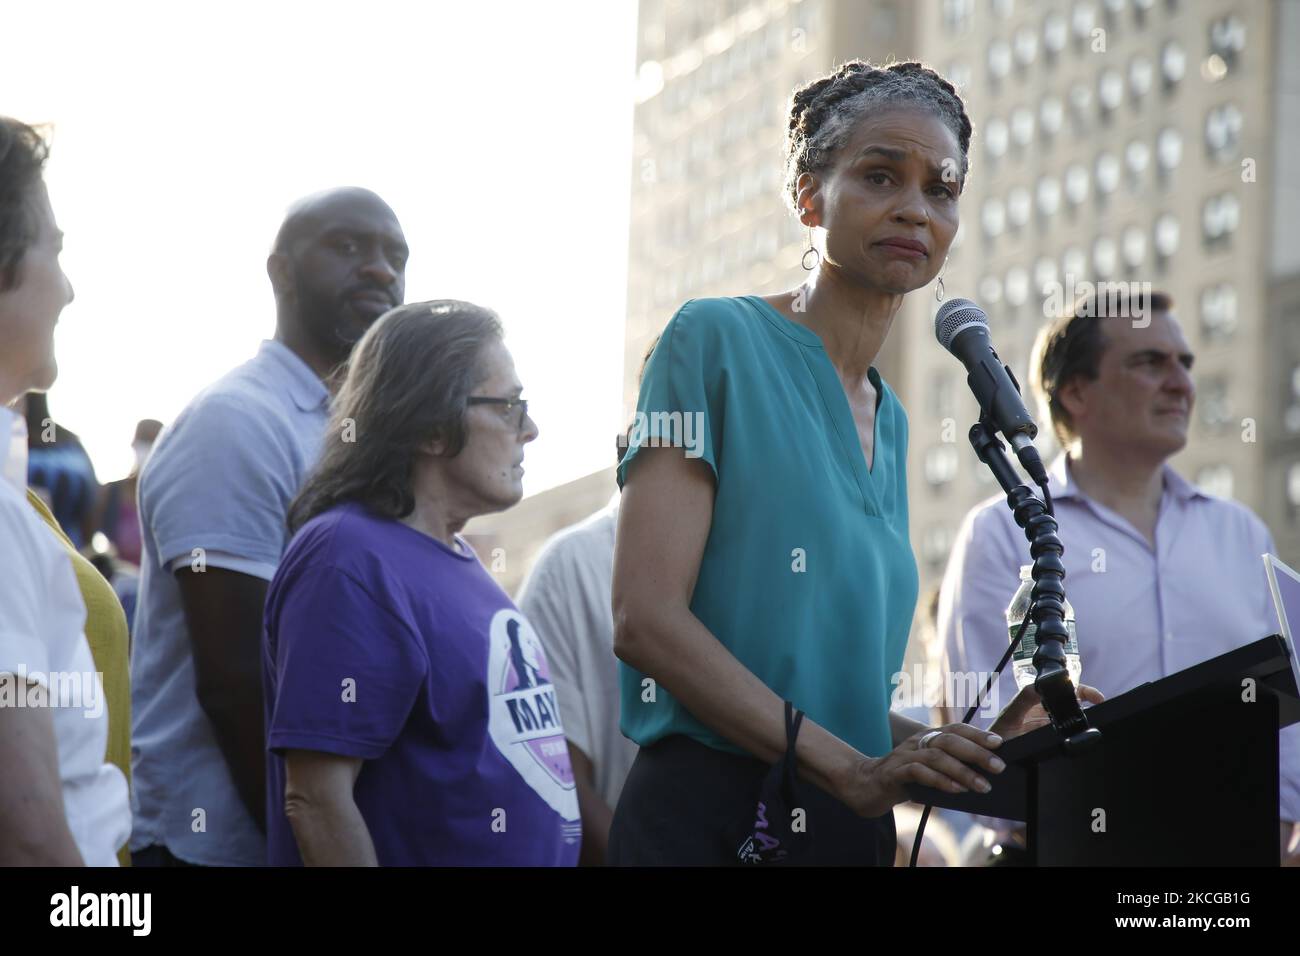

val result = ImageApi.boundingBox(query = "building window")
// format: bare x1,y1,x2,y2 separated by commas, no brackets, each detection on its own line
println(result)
979,275,1004,305
982,197,1007,238
924,445,959,488
1161,40,1186,89
1205,103,1243,162
1036,176,1062,218
1064,163,1090,206
1062,245,1088,283
988,39,1013,82
1092,236,1118,277
1287,463,1300,512
921,526,954,571
1197,378,1233,432
1095,152,1121,196
1072,2,1098,46
1043,12,1068,59
1201,192,1241,246
1005,266,1030,307
1007,187,1032,229
1129,54,1154,101
1122,224,1147,268
1195,464,1234,500
929,372,956,419
1200,283,1238,341
1153,213,1180,259
1286,367,1300,434
1156,127,1183,175
1069,82,1093,130
1034,257,1059,297
1039,96,1064,139
1208,14,1247,72
1098,69,1124,114
942,0,975,34
1125,139,1151,187
984,116,1009,160
1014,26,1038,68
947,59,973,93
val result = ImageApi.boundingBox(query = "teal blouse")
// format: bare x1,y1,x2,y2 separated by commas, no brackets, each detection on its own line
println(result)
616,296,919,760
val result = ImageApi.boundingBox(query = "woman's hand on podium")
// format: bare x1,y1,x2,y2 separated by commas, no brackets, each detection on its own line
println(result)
838,724,1007,817
990,683,1105,740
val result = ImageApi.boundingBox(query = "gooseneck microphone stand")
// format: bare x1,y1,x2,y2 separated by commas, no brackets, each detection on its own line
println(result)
912,393,1103,867
967,411,1100,751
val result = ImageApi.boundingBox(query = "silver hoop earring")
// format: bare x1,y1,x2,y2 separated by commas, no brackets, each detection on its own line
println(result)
935,258,948,301
802,226,820,271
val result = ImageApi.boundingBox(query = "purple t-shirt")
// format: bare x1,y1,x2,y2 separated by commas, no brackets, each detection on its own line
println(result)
263,502,582,866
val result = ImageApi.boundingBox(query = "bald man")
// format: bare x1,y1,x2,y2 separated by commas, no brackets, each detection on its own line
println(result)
130,189,407,866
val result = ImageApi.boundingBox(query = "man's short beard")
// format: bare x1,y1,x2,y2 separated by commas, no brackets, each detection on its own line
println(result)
291,277,362,364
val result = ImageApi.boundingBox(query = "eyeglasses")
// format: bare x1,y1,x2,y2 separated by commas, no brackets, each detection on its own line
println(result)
467,395,530,430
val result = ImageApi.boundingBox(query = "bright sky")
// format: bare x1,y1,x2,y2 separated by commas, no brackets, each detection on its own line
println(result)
2,0,637,492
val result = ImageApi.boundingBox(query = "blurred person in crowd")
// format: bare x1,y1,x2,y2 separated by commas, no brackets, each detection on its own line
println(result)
892,585,990,865
514,338,659,865
130,187,407,866
31,508,135,867
0,115,131,865
86,417,161,635
939,288,1300,865
25,391,99,549
264,301,580,866
92,418,163,567
86,541,141,644
609,61,1095,866
892,803,961,867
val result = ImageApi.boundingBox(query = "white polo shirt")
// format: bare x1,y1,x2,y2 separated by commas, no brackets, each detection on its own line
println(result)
0,405,130,865
517,495,638,809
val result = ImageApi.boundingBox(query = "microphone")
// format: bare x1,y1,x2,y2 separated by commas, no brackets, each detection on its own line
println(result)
934,298,1049,487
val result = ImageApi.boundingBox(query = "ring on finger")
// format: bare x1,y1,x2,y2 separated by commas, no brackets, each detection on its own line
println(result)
918,730,944,750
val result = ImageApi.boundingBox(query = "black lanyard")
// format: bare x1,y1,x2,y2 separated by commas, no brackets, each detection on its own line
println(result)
735,700,811,864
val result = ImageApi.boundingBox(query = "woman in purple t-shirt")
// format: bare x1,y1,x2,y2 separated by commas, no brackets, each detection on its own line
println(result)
263,300,581,866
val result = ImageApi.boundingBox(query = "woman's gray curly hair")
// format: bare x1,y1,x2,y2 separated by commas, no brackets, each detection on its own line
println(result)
783,59,973,212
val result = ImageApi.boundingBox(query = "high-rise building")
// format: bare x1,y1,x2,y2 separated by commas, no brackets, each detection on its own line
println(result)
623,0,1298,653
623,0,921,416
1260,0,1300,567
906,0,1296,601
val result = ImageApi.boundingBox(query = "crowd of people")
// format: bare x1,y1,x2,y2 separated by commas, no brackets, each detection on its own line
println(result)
2,53,1296,868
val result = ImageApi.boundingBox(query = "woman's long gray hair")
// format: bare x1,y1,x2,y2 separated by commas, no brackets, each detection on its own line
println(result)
287,299,503,534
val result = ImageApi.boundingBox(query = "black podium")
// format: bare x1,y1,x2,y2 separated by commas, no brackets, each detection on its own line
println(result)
907,636,1300,865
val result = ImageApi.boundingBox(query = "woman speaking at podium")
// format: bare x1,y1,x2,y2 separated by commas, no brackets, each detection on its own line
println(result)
610,60,1057,866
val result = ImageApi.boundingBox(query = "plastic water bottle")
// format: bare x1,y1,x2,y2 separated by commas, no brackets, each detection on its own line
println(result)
1006,564,1080,691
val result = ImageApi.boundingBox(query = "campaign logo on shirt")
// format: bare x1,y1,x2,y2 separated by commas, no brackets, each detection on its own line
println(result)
487,609,579,822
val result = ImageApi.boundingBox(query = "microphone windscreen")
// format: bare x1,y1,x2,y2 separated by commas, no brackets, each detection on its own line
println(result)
934,298,988,352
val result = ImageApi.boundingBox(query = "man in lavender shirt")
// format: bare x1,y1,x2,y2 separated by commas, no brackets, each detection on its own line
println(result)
939,288,1300,864
131,189,407,866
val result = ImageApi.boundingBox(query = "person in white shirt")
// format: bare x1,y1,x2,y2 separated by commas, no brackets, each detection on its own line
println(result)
0,115,131,865
939,288,1299,864
518,489,634,864
516,349,662,865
